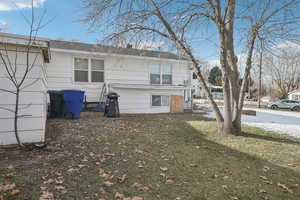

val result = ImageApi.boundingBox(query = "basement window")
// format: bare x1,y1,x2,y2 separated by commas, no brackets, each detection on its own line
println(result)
151,95,170,106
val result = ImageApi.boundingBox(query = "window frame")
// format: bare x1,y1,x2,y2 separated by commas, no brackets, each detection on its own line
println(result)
151,94,170,107
91,58,105,83
74,57,89,83
149,63,172,85
73,57,105,83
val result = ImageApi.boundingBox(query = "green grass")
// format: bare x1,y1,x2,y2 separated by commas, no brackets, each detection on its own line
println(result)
1,113,300,200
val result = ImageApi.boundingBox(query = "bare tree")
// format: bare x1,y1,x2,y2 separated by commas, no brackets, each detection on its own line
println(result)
81,0,300,135
264,43,300,99
0,1,48,147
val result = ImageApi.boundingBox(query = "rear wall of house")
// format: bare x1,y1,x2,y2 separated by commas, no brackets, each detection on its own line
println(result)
46,50,190,113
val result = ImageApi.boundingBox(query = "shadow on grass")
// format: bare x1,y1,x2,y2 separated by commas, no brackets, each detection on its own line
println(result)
1,113,300,200
238,131,300,145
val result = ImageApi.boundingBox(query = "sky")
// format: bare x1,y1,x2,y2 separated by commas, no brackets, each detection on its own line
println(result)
0,0,100,43
0,0,220,62
1,0,298,66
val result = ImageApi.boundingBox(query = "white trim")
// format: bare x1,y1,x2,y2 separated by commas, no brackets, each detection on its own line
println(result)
110,83,189,90
51,48,191,63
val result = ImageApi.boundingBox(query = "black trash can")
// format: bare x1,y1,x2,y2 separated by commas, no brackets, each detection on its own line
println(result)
48,90,65,118
104,92,120,117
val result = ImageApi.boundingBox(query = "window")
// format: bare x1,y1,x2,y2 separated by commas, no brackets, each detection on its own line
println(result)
149,64,172,85
151,95,169,106
74,58,104,83
193,72,197,79
149,64,161,84
162,64,172,84
91,59,104,82
74,58,88,82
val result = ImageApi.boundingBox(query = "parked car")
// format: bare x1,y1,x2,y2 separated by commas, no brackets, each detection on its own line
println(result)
267,99,300,111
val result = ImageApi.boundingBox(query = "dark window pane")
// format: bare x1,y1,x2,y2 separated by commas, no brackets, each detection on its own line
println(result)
152,95,161,106
150,74,161,84
75,70,88,82
162,74,172,84
193,72,197,79
91,71,104,82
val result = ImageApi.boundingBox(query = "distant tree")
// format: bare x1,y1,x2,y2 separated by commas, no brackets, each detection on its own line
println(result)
208,66,222,86
264,44,300,99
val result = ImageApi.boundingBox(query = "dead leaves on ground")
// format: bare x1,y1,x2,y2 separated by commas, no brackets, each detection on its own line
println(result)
0,182,22,199
114,192,144,200
39,171,67,199
277,183,293,193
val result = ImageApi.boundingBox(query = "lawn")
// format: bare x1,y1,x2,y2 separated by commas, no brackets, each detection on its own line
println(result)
0,112,300,200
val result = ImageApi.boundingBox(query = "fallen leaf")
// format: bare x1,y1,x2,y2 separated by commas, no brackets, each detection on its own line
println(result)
115,192,124,199
103,181,114,187
258,189,266,193
165,179,176,185
160,167,168,172
55,186,65,191
10,189,21,195
42,162,49,167
139,186,150,192
117,174,127,184
259,176,268,180
44,179,55,184
40,191,54,200
55,179,64,185
94,154,105,159
277,183,293,193
132,183,143,188
131,197,143,200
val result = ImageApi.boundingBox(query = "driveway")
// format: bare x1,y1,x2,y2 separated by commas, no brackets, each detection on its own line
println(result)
205,108,300,138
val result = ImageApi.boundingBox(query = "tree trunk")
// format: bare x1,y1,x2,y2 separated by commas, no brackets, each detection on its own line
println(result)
257,39,263,108
14,88,24,147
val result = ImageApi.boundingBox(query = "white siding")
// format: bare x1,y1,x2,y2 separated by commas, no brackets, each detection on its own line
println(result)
0,50,47,145
113,88,183,113
46,50,190,113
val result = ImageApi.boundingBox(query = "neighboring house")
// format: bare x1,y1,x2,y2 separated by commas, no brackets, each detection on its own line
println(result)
0,33,50,145
0,33,192,145
288,90,300,101
192,73,223,99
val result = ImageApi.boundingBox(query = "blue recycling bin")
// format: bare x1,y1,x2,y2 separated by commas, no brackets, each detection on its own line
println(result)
61,90,85,119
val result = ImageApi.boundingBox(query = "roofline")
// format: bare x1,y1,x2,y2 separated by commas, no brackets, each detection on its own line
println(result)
0,32,49,42
50,47,191,63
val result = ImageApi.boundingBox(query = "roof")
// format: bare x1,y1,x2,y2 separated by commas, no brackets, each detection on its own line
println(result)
49,40,188,61
0,32,49,46
0,32,50,63
289,90,300,95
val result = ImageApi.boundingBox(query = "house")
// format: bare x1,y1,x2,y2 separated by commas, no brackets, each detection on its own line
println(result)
0,33,192,145
47,40,192,113
288,90,300,101
0,33,50,145
192,73,223,99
